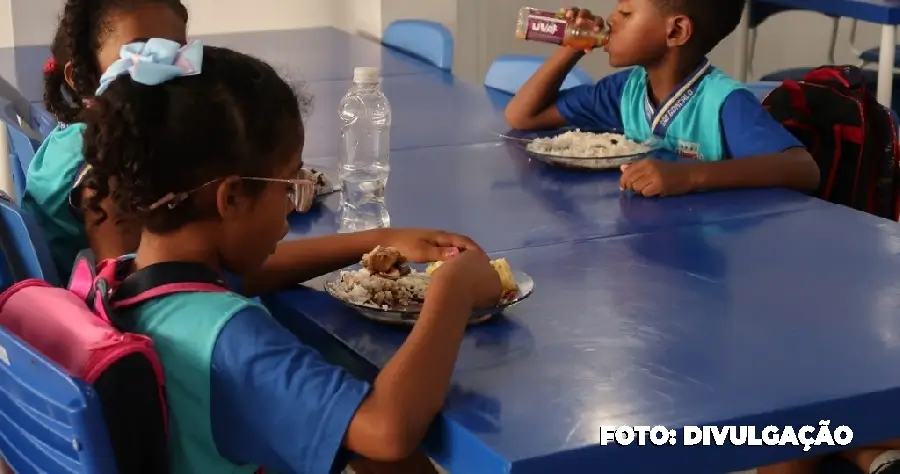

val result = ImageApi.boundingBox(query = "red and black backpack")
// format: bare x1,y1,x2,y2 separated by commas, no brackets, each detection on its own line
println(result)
761,65,900,220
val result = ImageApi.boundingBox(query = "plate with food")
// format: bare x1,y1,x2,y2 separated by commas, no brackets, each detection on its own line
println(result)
293,168,339,212
323,246,534,325
502,128,661,170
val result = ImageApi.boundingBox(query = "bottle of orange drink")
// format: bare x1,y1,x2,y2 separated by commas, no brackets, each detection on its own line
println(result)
515,7,608,50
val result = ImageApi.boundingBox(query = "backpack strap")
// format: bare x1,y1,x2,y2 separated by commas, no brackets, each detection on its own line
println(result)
86,257,229,328
110,261,228,309
68,249,99,300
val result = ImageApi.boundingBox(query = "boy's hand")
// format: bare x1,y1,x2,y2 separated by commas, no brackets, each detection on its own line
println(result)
563,7,603,53
619,158,694,197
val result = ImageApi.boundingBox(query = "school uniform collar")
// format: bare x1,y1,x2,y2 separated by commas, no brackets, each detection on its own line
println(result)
644,57,713,137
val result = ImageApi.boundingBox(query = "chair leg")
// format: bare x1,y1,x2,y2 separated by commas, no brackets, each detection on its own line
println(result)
748,28,757,77
826,17,839,64
848,19,863,58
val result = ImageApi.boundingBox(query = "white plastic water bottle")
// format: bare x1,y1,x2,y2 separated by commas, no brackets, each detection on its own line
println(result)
337,66,392,232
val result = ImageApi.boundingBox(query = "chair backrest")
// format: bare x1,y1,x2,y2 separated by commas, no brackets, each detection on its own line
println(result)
0,97,41,200
749,4,794,29
746,81,781,101
31,105,58,138
0,191,59,287
0,325,118,474
382,20,454,71
484,55,594,95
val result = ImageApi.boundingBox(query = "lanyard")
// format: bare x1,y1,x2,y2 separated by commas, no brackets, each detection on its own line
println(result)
644,59,712,137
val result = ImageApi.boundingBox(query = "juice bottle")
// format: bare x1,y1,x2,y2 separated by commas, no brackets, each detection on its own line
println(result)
515,7,608,50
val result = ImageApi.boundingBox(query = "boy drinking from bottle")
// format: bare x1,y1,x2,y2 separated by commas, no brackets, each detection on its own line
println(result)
505,0,819,197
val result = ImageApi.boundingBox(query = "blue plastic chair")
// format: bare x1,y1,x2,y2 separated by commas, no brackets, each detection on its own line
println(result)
484,55,594,95
30,104,58,139
745,81,781,101
0,97,41,200
382,20,454,71
0,190,59,287
0,326,117,474
858,45,900,67
847,18,900,69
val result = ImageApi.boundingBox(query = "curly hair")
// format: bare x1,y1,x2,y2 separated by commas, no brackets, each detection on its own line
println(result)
81,45,312,234
653,0,744,54
44,0,189,123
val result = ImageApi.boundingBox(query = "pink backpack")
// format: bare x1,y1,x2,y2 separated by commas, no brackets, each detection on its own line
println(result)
0,251,227,474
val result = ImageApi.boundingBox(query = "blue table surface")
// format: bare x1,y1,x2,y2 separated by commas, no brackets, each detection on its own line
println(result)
270,204,900,474
7,24,900,473
756,0,900,24
0,27,437,104
301,75,510,159
296,143,828,252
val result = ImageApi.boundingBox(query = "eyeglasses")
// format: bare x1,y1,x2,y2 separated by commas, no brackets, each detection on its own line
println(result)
145,173,318,213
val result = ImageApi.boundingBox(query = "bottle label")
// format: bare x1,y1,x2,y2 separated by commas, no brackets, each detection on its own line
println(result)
525,13,567,44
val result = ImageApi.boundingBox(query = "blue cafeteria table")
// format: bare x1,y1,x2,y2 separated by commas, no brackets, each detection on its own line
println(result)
5,26,900,473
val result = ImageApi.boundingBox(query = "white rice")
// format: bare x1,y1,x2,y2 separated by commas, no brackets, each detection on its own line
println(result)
526,130,649,158
329,268,430,310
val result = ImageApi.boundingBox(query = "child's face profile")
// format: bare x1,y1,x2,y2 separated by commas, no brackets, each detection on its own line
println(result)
96,3,188,75
605,0,674,68
217,147,302,275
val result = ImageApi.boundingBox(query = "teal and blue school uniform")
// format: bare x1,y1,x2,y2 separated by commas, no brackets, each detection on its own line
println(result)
21,123,91,277
121,261,370,474
556,58,801,160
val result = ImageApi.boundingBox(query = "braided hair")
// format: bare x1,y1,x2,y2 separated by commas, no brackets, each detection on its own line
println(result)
81,46,312,233
43,0,189,123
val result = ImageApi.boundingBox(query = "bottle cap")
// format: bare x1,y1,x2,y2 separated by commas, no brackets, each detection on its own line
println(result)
353,67,380,84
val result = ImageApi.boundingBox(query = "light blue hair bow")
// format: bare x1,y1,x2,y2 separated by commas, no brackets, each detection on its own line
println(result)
95,38,203,95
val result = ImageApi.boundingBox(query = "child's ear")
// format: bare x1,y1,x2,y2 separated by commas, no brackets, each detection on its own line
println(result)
63,61,75,89
214,176,246,219
666,15,692,47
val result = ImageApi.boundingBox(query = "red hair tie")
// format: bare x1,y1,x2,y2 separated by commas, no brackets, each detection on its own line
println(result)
43,57,56,73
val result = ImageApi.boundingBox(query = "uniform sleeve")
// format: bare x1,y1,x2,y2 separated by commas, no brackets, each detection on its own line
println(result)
555,70,630,130
209,306,370,474
23,123,89,216
721,89,803,158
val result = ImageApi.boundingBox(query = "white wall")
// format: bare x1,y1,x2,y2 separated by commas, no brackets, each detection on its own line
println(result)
462,0,884,83
184,0,335,35
328,0,887,84
0,0,891,83
331,0,481,82
0,1,15,48
0,0,338,48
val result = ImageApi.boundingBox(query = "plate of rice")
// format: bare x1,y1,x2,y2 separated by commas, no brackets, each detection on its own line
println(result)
504,128,661,170
323,246,534,325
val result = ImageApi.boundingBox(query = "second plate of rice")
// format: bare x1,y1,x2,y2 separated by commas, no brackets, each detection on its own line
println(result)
504,128,661,170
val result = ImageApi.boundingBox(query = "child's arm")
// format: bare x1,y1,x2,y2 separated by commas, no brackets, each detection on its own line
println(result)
208,253,501,470
343,259,495,459
684,147,819,192
620,89,820,196
619,147,819,196
240,228,482,296
505,47,584,130
504,50,629,133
